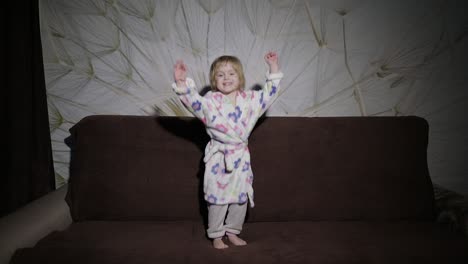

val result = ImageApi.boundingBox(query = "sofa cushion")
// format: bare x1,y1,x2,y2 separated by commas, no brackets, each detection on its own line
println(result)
247,116,435,222
239,221,468,264
11,221,468,264
12,221,196,264
67,116,209,221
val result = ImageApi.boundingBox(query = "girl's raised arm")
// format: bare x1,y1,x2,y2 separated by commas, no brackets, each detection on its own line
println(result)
172,60,207,122
174,60,188,88
256,52,284,117
265,52,279,74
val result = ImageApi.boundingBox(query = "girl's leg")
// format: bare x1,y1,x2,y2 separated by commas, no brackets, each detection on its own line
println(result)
207,204,229,249
225,203,248,246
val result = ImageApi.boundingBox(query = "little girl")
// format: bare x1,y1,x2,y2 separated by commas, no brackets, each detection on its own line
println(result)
172,52,283,249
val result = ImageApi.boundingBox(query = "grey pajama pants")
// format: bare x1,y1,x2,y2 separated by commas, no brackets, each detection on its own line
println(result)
207,203,248,239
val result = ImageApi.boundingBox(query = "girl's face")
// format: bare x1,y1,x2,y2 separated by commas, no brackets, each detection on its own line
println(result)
214,63,240,96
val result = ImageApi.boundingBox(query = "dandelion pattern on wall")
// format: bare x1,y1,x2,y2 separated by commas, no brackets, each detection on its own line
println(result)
39,0,468,195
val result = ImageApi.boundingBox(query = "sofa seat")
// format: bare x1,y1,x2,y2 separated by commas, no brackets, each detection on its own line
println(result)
242,221,468,264
12,220,468,264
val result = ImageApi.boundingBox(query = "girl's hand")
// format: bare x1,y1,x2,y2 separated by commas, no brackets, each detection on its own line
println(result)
174,60,187,87
264,52,279,73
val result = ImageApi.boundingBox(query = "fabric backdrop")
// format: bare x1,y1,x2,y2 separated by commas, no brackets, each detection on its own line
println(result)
38,0,468,195
3,0,55,217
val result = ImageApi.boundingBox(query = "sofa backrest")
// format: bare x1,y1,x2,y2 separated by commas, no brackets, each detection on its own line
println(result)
247,116,434,222
67,115,435,222
67,115,209,221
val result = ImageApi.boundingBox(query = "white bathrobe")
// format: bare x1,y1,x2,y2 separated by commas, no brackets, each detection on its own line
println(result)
172,72,283,207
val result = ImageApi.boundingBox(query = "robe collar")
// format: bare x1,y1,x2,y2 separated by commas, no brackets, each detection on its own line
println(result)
211,90,248,141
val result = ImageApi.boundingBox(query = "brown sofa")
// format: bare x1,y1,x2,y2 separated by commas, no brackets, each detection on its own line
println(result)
5,115,468,263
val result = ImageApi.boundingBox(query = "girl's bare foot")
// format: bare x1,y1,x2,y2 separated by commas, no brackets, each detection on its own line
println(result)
226,233,247,246
213,237,229,249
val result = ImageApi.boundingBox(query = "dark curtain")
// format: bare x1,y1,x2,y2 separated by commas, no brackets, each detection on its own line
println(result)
2,0,55,217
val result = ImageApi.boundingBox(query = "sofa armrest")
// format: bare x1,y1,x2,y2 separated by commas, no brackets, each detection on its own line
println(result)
0,184,72,264
434,184,468,237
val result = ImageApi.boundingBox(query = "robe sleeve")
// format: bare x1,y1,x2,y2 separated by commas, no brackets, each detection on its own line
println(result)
255,71,284,117
172,78,207,121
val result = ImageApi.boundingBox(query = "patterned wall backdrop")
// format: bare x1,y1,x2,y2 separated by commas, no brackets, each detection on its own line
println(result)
39,0,468,195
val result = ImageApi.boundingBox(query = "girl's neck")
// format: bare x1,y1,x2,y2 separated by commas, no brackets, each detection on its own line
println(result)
226,91,237,105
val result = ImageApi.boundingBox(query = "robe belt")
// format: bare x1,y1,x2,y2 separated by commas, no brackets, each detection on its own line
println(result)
204,140,248,172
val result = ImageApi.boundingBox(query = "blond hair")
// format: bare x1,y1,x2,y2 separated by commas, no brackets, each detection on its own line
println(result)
209,55,245,91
